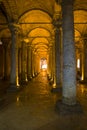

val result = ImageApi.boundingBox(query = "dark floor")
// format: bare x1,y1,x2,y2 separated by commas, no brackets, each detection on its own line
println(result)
0,70,87,130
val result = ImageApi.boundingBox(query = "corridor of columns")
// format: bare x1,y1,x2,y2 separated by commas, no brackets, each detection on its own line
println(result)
0,0,87,129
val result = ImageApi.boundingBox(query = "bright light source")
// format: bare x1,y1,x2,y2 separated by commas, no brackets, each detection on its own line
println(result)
0,40,2,45
42,64,47,69
40,58,47,69
77,59,80,68
16,76,20,87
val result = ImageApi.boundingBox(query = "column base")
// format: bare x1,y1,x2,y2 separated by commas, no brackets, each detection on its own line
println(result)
27,76,32,81
80,79,87,84
32,74,35,78
21,81,28,85
49,79,53,85
56,100,83,115
20,78,28,85
7,84,20,92
51,83,62,93
51,87,62,93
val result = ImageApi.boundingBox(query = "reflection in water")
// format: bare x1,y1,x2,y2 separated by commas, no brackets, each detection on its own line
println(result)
80,85,85,94
77,84,87,97
14,70,59,109
41,69,47,76
17,96,20,102
53,83,56,88
16,96,20,106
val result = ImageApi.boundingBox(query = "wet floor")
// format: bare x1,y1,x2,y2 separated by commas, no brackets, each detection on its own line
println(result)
0,70,87,130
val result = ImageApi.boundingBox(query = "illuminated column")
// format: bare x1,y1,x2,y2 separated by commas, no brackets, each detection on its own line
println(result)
84,41,87,81
55,26,62,87
18,48,21,82
34,54,37,75
52,41,56,87
81,41,85,81
31,51,35,77
37,55,40,73
27,46,32,80
48,47,53,80
21,41,27,83
47,52,51,78
21,41,24,83
80,52,82,76
25,45,28,81
35,54,39,75
34,53,37,75
34,53,37,76
76,49,80,72
47,54,49,75
8,24,18,91
32,52,34,77
16,42,20,87
62,0,76,105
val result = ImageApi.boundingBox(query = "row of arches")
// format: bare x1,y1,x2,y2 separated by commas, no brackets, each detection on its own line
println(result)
0,8,87,88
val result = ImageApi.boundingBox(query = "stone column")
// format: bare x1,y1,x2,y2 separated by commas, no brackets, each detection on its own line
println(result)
52,25,63,92
50,47,53,80
34,54,38,75
55,26,62,88
36,55,40,74
18,48,21,82
48,49,52,79
62,0,76,105
32,51,35,77
84,40,87,82
79,52,82,78
16,43,20,87
21,41,27,84
33,53,37,76
27,46,32,80
81,41,85,81
47,54,49,75
25,45,28,82
8,24,18,91
52,41,56,87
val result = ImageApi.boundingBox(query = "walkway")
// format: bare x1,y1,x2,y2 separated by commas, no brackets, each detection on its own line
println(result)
0,70,87,130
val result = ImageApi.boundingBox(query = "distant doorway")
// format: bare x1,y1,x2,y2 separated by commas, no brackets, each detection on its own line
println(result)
40,58,47,70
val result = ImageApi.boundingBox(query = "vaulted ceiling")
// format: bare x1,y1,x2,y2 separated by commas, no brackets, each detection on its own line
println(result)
0,0,87,58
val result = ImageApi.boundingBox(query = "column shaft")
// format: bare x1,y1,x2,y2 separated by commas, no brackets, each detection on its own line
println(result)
55,27,62,86
10,29,17,89
27,46,32,79
52,42,56,87
21,42,27,83
84,51,87,80
62,0,76,105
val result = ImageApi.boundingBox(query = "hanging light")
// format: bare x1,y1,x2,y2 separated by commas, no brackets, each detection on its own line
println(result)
0,39,2,45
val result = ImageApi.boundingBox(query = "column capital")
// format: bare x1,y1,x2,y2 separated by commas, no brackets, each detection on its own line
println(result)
53,18,62,31
9,23,20,34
